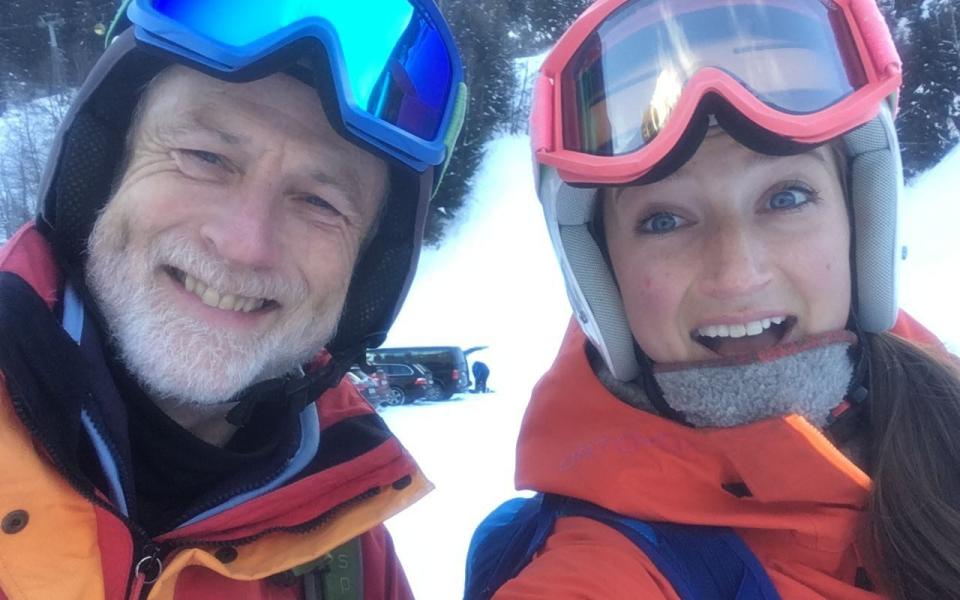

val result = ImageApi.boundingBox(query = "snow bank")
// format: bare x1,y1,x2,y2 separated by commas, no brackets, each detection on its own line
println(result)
900,144,960,352
383,134,569,598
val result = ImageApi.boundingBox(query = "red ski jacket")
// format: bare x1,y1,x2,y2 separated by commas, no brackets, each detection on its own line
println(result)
496,315,945,599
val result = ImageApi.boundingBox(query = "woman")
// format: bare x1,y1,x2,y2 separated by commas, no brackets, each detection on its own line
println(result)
467,0,960,598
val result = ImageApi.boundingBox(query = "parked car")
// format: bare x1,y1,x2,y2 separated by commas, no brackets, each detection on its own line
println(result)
374,363,434,406
367,346,470,399
346,368,387,409
352,364,391,396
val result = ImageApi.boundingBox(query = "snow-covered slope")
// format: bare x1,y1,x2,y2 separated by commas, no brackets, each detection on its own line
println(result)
900,144,960,352
384,134,571,393
382,134,569,600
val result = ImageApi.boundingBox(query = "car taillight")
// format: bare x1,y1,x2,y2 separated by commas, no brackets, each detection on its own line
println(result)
414,377,427,386
451,369,459,380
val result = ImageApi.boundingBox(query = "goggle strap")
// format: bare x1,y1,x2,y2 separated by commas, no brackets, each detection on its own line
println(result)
850,0,900,76
106,0,136,48
432,81,468,195
531,76,553,153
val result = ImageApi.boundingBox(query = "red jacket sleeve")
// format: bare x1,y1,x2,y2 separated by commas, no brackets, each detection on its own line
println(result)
889,309,958,365
361,524,415,599
890,310,946,350
493,516,681,600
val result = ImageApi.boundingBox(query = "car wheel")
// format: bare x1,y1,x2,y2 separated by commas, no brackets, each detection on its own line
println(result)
386,386,405,406
426,384,443,401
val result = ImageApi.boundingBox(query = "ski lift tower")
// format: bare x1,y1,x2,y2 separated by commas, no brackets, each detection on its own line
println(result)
37,12,66,91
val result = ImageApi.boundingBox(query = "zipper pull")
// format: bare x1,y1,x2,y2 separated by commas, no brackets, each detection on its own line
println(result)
135,543,164,585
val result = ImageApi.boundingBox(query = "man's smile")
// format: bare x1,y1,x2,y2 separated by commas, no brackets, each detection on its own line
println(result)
164,266,278,314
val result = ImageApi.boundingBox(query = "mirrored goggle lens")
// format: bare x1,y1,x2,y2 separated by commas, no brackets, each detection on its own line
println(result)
561,0,867,156
151,0,453,140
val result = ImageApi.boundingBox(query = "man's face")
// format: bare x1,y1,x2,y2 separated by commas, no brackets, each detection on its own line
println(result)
87,66,388,406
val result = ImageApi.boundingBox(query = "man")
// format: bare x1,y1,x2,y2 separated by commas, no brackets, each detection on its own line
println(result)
0,0,465,597
472,361,490,393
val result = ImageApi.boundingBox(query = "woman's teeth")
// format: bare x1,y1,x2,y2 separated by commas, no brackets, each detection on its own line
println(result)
697,316,786,339
182,273,266,313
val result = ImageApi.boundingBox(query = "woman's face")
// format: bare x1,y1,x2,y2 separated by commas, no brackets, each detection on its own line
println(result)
603,130,851,363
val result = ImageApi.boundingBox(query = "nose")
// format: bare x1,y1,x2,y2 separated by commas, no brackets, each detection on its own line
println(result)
697,221,771,299
199,179,281,270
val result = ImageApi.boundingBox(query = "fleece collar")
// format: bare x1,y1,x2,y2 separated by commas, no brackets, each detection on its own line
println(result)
647,331,857,428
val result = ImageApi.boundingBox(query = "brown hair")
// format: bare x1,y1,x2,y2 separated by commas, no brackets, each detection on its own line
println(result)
867,332,960,598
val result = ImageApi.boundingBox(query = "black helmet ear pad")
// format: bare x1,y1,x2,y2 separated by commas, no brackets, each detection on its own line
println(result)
39,49,168,272
328,164,429,355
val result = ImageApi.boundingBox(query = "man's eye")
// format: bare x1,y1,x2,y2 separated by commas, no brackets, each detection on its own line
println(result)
302,195,341,214
187,150,223,166
639,212,688,234
767,185,815,211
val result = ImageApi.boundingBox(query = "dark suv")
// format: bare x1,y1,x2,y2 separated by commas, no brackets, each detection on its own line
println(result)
376,363,435,406
367,346,470,399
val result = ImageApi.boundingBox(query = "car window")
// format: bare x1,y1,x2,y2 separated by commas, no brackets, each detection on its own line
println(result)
384,364,414,376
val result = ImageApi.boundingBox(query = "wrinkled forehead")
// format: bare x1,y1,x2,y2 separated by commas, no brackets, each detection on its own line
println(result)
136,65,340,145
134,65,387,191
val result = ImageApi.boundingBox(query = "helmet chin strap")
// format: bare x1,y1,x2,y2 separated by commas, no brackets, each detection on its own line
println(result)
225,342,367,428
634,347,690,425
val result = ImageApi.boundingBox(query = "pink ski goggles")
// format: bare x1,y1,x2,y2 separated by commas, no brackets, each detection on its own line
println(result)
532,0,902,185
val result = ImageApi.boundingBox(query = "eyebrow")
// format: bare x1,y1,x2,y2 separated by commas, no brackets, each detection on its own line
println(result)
155,109,250,147
157,108,365,199
654,146,834,186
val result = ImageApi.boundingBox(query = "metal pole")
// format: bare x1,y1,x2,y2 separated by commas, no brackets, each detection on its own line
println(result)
37,13,66,91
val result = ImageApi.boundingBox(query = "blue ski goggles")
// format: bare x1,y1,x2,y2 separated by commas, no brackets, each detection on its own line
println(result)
126,0,465,172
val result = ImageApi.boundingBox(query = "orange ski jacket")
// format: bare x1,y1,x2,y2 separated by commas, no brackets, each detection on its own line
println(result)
495,316,944,599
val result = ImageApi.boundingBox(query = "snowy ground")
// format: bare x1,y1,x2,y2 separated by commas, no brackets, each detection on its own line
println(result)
382,136,960,600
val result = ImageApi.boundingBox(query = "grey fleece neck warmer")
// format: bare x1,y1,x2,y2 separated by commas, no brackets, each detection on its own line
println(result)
596,332,857,429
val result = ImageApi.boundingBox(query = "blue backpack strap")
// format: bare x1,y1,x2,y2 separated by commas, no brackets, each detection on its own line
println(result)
465,494,781,600
465,493,563,600
559,499,781,600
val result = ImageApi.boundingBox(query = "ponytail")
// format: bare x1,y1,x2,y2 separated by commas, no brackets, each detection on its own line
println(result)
867,332,960,598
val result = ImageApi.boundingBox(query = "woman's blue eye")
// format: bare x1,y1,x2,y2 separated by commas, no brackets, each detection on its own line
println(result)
768,187,812,210
640,212,686,234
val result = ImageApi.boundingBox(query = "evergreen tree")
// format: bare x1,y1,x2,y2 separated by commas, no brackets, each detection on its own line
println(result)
881,0,960,179
425,0,589,243
426,0,518,243
504,0,592,57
